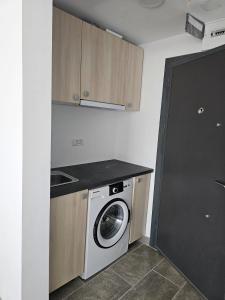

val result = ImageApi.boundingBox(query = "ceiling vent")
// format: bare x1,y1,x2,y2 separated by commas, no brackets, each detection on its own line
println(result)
185,2,225,50
186,13,205,39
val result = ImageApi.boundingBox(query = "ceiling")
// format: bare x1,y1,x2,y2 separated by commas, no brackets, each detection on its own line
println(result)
54,0,225,44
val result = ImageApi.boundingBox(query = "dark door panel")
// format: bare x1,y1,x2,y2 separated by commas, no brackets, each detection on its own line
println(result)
152,45,225,300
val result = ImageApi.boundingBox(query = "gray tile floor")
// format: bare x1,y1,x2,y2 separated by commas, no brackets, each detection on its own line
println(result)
50,242,205,300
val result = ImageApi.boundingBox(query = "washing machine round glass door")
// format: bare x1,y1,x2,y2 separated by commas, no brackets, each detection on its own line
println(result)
94,199,130,248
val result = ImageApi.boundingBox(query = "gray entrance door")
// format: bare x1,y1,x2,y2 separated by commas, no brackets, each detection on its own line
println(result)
152,45,225,300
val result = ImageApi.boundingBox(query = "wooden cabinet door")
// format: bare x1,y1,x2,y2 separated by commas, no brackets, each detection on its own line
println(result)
129,174,150,244
124,44,144,111
81,22,127,105
49,190,88,292
52,7,82,104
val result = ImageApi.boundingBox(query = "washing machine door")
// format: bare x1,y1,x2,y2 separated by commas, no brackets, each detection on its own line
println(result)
94,199,130,248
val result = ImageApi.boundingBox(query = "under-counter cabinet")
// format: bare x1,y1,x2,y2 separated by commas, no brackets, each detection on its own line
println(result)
129,174,151,244
52,7,144,110
49,190,88,292
52,7,82,104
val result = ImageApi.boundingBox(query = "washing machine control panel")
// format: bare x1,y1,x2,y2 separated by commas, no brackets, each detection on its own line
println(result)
109,182,123,195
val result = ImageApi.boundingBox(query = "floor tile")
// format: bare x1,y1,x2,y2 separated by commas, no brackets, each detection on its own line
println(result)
49,277,84,300
111,244,163,286
140,236,150,246
173,283,205,300
67,269,130,300
121,270,178,300
154,259,186,287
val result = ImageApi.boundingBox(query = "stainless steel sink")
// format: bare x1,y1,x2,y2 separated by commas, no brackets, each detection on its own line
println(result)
51,170,79,187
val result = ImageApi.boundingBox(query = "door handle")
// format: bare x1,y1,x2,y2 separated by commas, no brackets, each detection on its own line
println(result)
215,180,225,188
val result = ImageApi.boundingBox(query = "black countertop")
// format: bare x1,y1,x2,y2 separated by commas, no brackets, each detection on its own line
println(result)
51,159,153,198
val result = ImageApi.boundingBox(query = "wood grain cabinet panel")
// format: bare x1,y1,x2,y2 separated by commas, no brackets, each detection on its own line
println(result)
123,43,144,111
52,8,144,110
81,22,127,105
129,174,150,244
52,7,82,104
49,190,88,292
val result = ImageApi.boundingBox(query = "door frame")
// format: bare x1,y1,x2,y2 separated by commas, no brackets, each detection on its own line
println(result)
150,44,225,247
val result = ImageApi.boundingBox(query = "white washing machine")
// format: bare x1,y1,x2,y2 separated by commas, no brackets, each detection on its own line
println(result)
81,178,133,279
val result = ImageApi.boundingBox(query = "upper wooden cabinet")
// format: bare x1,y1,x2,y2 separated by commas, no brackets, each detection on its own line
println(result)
52,7,82,104
81,23,144,109
81,22,127,105
52,7,144,110
129,174,151,244
123,44,144,111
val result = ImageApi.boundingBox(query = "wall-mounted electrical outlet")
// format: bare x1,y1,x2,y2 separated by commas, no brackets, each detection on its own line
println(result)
72,138,84,147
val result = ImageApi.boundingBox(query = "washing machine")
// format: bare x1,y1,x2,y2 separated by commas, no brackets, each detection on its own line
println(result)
81,178,133,279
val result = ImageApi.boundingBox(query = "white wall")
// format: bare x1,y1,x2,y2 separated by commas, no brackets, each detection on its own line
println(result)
22,1,52,300
0,2,52,299
51,104,123,167
0,1,23,299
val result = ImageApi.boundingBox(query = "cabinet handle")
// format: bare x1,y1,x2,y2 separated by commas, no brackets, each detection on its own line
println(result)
83,90,90,98
72,94,80,105
137,177,143,183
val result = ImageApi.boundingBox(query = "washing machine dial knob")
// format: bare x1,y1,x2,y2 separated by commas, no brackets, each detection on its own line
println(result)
112,187,118,194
